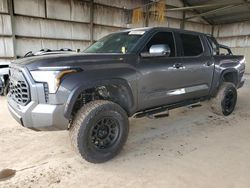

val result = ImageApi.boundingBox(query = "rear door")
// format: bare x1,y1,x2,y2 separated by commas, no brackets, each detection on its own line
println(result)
175,32,214,99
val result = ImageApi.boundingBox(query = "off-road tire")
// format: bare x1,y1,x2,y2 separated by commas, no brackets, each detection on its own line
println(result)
69,100,129,163
210,82,237,116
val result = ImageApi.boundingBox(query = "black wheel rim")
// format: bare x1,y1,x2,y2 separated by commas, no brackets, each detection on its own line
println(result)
90,117,120,150
224,89,236,113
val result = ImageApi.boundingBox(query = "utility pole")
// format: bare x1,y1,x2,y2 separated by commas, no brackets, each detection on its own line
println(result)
8,0,16,58
180,3,186,29
90,0,94,44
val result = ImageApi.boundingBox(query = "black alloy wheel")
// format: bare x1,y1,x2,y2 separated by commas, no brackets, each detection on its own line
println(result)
90,117,120,150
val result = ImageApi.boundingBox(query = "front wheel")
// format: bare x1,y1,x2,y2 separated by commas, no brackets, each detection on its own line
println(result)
69,100,129,163
210,82,237,116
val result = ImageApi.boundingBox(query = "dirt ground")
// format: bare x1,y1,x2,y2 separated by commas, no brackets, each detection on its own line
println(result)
0,76,250,188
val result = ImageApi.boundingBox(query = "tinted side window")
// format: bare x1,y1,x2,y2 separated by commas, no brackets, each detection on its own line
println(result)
143,32,176,57
180,34,203,56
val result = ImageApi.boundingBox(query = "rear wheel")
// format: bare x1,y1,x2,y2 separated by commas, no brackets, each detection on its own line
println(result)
210,82,237,116
69,100,129,163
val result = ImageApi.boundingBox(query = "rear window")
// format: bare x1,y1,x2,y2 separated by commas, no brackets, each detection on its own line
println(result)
180,33,203,56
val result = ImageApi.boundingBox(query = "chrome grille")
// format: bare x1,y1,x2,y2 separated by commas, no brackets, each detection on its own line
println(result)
9,68,30,105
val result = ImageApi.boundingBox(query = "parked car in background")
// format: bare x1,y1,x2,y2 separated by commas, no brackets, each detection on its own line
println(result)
0,62,10,96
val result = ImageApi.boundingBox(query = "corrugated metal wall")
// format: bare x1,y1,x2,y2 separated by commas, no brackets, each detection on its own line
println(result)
13,0,140,57
0,0,13,64
0,0,213,66
0,0,142,65
130,0,212,34
214,21,250,73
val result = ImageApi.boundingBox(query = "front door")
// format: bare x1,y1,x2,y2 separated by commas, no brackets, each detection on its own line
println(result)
137,31,191,110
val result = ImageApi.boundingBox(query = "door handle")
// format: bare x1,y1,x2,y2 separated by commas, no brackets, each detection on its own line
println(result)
173,63,184,69
204,61,213,66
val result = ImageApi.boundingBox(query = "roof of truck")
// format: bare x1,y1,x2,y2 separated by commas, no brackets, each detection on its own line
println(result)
122,27,206,36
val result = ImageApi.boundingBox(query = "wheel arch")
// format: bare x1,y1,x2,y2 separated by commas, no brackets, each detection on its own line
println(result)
220,69,238,86
64,79,135,119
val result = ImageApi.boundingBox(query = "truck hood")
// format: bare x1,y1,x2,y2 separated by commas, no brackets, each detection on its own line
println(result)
11,53,128,71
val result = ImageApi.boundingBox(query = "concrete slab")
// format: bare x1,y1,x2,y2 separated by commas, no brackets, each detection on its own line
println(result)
0,0,8,13
14,0,45,17
0,37,14,57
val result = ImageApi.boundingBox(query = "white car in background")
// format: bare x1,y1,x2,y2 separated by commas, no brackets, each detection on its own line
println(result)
0,62,10,96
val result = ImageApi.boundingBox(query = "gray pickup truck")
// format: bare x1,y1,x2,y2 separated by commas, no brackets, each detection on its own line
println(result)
7,27,245,163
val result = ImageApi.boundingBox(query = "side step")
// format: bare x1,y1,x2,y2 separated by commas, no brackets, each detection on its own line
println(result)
186,102,202,109
134,106,169,119
147,111,169,119
134,99,203,119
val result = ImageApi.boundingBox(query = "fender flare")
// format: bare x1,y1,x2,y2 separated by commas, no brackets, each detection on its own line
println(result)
220,68,239,86
63,78,135,119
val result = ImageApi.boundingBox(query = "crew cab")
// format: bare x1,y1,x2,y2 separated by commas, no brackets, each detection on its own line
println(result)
7,27,245,163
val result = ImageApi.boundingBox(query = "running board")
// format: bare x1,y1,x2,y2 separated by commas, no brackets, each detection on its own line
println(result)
186,102,202,109
147,111,169,119
133,99,204,119
134,106,169,118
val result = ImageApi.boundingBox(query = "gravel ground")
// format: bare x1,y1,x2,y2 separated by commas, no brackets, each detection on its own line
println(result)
0,75,250,188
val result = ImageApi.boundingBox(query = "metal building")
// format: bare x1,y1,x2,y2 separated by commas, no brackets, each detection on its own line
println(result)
0,0,249,73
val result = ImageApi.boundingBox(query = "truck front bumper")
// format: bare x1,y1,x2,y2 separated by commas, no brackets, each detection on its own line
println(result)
8,97,69,131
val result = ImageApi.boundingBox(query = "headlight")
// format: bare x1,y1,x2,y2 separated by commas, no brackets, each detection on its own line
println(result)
30,68,78,93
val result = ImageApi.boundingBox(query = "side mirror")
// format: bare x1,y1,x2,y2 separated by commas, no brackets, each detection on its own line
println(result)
150,44,171,56
141,44,171,57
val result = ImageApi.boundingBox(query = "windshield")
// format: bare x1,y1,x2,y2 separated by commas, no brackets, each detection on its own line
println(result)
84,31,145,54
